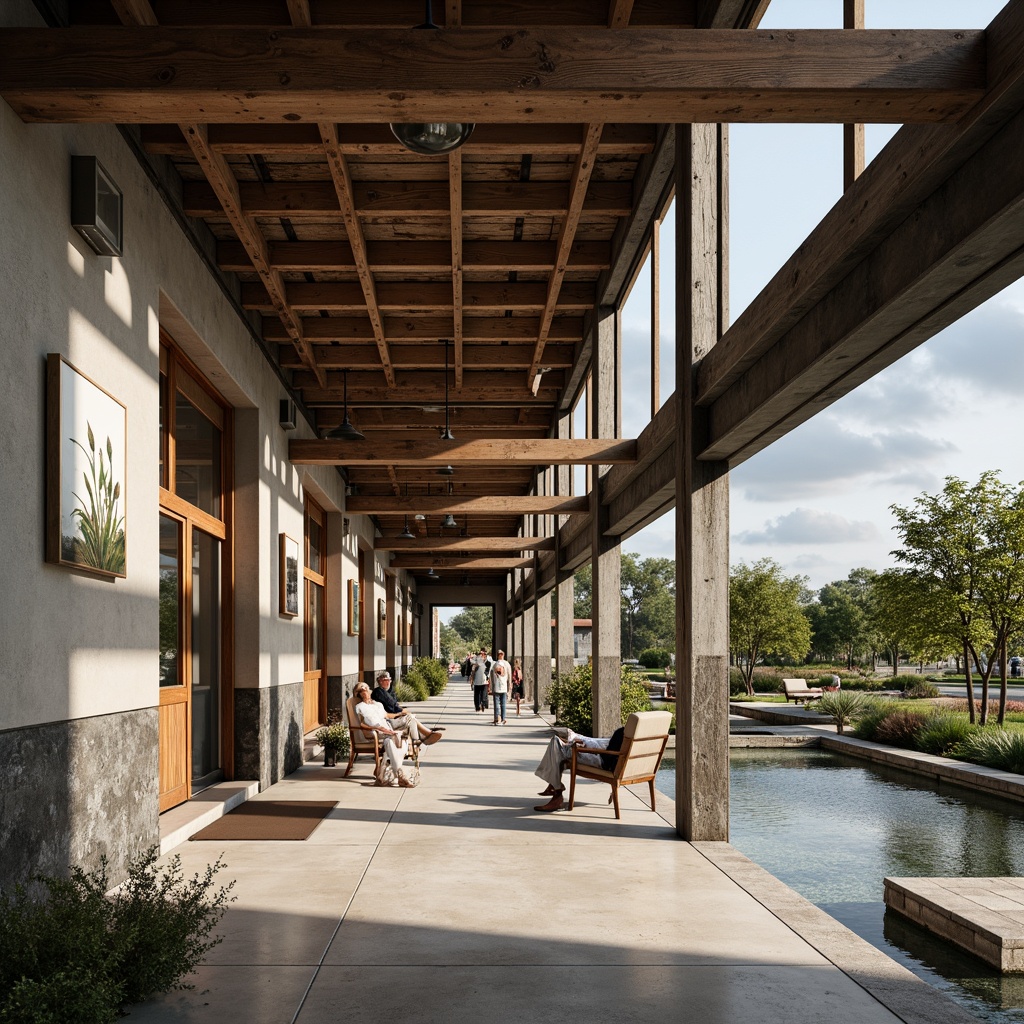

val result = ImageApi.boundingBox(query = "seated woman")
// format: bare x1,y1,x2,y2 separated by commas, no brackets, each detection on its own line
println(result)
353,683,417,787
533,727,623,812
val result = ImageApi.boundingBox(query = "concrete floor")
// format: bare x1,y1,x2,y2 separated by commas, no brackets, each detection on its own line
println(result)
124,683,982,1024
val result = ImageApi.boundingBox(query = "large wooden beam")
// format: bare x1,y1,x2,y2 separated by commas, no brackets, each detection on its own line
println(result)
376,537,555,552
282,343,576,371
0,28,984,125
390,556,530,570
347,495,589,515
264,316,584,345
290,438,637,466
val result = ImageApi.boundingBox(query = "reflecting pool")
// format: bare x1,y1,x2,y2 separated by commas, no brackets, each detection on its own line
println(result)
657,748,1024,1023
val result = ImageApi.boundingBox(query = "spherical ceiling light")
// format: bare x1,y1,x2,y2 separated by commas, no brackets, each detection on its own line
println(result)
390,122,476,156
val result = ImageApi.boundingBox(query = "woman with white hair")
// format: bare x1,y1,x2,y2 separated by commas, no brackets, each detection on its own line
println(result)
353,683,415,787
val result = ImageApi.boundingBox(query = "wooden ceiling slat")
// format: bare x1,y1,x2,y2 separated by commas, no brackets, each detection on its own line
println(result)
281,343,576,370
0,28,985,125
450,150,464,387
389,556,533,570
377,537,555,551
347,495,586,516
263,316,584,342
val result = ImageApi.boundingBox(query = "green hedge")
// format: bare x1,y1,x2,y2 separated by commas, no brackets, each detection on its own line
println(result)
546,663,652,734
638,648,673,669
412,656,448,696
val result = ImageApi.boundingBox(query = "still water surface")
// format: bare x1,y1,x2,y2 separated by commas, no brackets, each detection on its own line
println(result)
657,748,1024,1023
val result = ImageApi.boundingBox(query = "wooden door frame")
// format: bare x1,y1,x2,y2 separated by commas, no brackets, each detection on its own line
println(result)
303,494,327,731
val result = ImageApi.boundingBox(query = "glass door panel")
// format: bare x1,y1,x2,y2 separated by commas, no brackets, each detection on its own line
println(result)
191,529,222,789
159,514,181,688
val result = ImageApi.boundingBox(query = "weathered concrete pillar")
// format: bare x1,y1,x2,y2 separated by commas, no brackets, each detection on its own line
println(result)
590,308,622,737
522,578,536,703
675,123,730,842
534,587,552,711
555,412,575,686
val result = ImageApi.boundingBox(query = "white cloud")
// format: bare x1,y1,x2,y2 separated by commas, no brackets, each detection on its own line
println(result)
735,508,879,545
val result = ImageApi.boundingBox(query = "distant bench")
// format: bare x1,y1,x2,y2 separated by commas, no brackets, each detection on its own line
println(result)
782,678,823,704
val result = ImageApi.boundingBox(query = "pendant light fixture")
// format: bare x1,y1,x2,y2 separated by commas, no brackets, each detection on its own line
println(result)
398,516,415,540
426,566,439,579
439,338,455,441
390,3,475,156
325,369,365,441
441,513,458,530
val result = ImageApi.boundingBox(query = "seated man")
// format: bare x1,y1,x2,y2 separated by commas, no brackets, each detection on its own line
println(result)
353,683,414,787
533,726,624,812
369,671,444,745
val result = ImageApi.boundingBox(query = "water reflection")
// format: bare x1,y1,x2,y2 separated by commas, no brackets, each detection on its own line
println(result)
656,749,1024,1023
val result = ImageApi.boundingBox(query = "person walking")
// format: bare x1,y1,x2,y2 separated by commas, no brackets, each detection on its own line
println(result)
489,649,512,725
510,658,524,716
471,648,491,713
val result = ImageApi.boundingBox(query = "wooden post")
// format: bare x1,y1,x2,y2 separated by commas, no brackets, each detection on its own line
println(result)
590,308,622,737
675,123,730,841
844,0,865,191
555,411,575,689
651,217,661,419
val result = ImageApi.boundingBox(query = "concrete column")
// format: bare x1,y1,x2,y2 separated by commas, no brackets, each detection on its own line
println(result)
590,308,621,737
522,576,536,703
554,411,575,685
675,123,730,842
534,588,552,712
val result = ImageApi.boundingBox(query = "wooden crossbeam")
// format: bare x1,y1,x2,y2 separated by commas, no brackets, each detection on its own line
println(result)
263,316,584,344
217,239,611,274
242,280,595,313
348,495,589,515
280,343,576,370
303,384,552,406
390,556,531,570
450,150,464,387
140,123,658,156
530,122,603,387
182,180,631,218
289,438,636,466
319,122,394,385
0,28,984,125
376,537,555,552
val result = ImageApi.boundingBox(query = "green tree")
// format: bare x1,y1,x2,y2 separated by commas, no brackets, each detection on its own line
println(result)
619,553,675,658
730,559,812,696
814,578,867,668
573,564,592,619
447,605,494,652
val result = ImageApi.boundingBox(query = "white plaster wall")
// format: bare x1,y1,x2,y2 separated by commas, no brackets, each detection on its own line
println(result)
0,2,348,727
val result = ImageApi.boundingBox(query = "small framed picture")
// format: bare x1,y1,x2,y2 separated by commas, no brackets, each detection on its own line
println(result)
348,579,360,635
279,533,299,617
46,354,127,578
377,598,387,640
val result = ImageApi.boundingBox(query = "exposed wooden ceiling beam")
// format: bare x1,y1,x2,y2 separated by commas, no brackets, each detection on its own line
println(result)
608,0,635,29
140,123,658,155
263,316,584,344
348,495,589,515
696,0,771,29
286,0,312,27
530,122,602,387
180,123,323,386
290,437,636,466
218,239,610,275
376,537,555,552
242,280,595,313
319,121,394,385
303,385,552,406
281,343,576,371
0,29,984,125
390,556,532,570
450,150,464,387
109,0,157,26
182,180,632,218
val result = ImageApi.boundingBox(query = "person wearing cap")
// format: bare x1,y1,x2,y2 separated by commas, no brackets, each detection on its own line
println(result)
370,671,444,744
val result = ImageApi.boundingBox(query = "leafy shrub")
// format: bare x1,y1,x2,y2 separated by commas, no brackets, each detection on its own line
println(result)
638,648,672,669
873,709,931,749
901,678,940,699
0,849,234,1024
948,698,1024,715
836,677,885,692
412,657,448,696
852,699,902,740
549,664,652,734
813,691,874,734
393,681,419,704
914,713,975,756
956,730,1024,774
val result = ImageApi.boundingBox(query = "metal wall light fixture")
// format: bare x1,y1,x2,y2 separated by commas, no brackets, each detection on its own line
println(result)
325,369,365,440
389,3,475,156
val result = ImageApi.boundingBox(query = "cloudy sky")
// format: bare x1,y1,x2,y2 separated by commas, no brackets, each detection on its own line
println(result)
620,0,1022,592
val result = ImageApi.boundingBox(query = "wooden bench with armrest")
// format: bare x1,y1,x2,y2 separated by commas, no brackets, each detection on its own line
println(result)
782,678,824,704
568,710,672,819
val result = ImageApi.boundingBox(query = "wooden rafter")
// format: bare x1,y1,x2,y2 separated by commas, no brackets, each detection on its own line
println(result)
280,343,576,371
109,0,157,26
289,438,636,466
319,122,395,386
0,29,985,125
263,317,584,344
450,149,464,387
376,537,555,552
286,0,312,27
608,0,635,29
348,495,589,515
530,122,603,390
181,123,323,386
389,556,532,570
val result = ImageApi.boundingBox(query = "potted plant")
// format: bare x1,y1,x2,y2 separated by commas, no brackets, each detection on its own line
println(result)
314,719,350,767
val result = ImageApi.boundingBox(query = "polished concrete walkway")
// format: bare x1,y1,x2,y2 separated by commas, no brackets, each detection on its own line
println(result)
125,682,982,1024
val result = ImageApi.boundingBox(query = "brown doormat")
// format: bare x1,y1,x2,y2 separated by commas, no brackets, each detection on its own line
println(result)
190,800,337,841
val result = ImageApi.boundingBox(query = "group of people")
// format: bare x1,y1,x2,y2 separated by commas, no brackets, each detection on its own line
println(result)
465,648,525,724
353,671,444,787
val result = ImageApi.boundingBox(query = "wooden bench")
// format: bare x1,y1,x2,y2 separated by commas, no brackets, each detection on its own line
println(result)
782,678,823,704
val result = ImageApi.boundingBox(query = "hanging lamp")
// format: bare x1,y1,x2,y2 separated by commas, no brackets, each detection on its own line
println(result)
325,369,365,440
441,513,458,530
439,339,455,441
398,516,415,540
390,3,475,156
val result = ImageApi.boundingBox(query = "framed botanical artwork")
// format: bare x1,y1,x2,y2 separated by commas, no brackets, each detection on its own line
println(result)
279,533,299,617
348,579,360,635
377,598,387,640
46,354,127,578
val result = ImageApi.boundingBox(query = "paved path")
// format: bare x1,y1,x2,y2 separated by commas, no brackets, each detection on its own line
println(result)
124,684,981,1024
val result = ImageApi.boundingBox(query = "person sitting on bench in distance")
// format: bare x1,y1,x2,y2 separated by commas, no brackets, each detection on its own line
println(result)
532,725,625,812
369,671,444,744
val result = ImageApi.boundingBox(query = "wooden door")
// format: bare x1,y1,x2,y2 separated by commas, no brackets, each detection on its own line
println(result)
303,496,326,733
